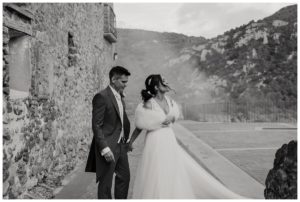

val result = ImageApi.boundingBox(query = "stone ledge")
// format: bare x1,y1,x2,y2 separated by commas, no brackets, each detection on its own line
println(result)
5,4,34,20
4,18,32,36
173,122,264,199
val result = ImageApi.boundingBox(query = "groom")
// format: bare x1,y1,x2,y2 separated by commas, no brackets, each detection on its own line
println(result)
85,66,131,199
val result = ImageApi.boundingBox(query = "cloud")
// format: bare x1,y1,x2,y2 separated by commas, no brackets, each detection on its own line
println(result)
115,3,293,38
115,3,180,31
175,3,292,38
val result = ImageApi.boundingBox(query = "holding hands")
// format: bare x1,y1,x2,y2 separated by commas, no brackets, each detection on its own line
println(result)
126,142,133,152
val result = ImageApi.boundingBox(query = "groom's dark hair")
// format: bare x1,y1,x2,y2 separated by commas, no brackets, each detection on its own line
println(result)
109,66,131,81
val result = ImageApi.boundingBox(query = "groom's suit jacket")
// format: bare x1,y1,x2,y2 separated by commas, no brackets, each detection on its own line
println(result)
85,86,130,181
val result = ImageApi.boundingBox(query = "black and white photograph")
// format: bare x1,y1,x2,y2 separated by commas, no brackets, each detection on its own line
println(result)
2,1,297,199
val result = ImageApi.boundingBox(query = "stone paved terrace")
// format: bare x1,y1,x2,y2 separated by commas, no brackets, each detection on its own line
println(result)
54,121,297,199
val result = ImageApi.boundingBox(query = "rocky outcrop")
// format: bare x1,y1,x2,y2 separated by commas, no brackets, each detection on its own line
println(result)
264,140,297,199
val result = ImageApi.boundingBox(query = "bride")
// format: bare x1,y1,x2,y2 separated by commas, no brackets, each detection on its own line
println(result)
128,74,246,199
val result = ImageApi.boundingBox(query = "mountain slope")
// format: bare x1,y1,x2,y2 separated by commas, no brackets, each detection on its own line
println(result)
117,5,297,109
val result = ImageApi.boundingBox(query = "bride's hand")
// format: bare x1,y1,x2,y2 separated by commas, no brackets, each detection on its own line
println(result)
161,120,170,127
161,116,175,127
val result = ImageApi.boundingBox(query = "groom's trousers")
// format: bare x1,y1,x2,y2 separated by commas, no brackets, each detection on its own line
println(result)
97,143,130,199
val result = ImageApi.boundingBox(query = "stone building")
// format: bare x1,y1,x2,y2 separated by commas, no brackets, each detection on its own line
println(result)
3,3,117,198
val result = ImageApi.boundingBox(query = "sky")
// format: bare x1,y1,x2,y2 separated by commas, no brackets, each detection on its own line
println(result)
114,2,295,38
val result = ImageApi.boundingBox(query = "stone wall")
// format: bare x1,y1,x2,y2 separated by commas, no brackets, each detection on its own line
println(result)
3,3,116,198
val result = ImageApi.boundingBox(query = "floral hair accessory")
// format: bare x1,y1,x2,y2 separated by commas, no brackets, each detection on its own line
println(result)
148,77,152,86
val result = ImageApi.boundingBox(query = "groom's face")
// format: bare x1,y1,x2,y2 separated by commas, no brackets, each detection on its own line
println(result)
112,74,128,93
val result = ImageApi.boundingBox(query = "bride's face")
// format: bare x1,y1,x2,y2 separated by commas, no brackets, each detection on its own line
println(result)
157,77,170,93
162,77,168,86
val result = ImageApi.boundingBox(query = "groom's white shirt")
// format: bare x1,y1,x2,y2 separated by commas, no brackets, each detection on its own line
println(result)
101,85,124,156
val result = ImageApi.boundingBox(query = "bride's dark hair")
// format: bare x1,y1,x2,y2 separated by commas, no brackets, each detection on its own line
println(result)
141,74,170,102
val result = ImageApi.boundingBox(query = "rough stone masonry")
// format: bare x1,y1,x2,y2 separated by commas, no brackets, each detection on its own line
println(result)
3,3,116,198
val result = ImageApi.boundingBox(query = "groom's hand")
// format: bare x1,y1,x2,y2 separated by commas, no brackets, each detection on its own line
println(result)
103,151,115,163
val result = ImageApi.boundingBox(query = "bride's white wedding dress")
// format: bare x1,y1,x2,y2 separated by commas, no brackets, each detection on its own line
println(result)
132,96,245,199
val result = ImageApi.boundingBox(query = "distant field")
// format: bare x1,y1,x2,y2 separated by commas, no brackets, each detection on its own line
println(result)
179,121,297,185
